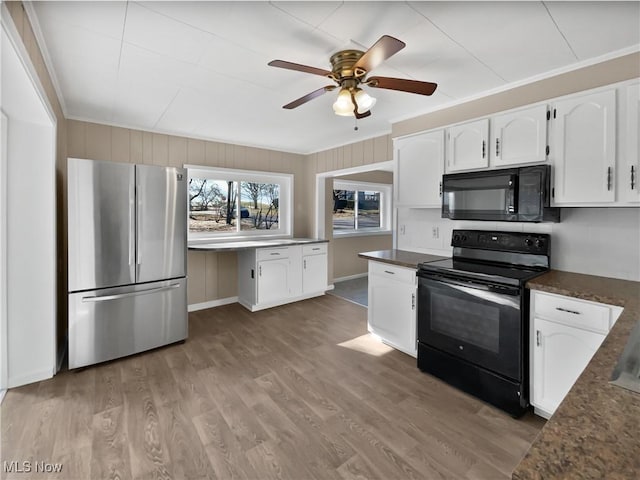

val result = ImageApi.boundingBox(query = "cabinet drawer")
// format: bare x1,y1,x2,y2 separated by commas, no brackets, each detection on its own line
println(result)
303,243,327,256
257,247,289,261
532,291,611,333
369,261,416,285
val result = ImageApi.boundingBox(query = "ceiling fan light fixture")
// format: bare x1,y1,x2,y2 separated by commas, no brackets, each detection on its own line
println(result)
353,88,376,113
332,88,355,116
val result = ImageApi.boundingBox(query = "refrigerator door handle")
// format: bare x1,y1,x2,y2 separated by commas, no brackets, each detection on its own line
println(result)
129,182,135,267
136,184,142,267
81,283,181,303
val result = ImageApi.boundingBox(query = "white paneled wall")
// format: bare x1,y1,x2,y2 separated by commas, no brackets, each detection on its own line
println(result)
397,208,640,281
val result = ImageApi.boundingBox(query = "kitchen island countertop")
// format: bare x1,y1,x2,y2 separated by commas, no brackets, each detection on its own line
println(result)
358,249,448,269
513,270,640,480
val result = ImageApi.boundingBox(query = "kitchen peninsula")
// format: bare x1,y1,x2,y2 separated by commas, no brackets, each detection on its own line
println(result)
514,271,640,479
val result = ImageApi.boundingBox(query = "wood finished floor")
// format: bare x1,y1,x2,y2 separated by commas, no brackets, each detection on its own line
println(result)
1,295,545,480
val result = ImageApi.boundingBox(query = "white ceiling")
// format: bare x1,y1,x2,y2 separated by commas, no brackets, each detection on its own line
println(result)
30,1,640,154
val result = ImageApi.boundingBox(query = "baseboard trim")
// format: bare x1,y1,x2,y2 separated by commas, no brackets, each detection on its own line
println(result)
334,272,368,283
239,291,327,312
188,296,239,312
0,389,6,404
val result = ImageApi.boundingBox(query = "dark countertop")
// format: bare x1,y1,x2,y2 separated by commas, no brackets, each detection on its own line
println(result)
358,249,448,269
189,238,328,251
513,270,640,480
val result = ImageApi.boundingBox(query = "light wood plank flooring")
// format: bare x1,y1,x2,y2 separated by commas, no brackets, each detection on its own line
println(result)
1,295,544,479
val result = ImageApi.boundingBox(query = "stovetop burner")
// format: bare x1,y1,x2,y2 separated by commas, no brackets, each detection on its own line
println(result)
420,258,547,287
418,229,551,287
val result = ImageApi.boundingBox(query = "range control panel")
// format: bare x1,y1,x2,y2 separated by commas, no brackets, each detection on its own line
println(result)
451,229,550,255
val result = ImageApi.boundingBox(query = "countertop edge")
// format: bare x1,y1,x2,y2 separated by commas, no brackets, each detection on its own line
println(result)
188,238,328,251
358,249,448,270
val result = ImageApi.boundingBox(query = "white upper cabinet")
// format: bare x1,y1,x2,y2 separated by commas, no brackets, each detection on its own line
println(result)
551,89,617,205
446,118,489,172
395,130,444,207
490,105,548,167
621,82,640,203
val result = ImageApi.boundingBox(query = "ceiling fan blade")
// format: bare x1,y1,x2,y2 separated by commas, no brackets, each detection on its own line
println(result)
353,35,406,75
268,60,332,77
367,76,438,96
283,85,336,109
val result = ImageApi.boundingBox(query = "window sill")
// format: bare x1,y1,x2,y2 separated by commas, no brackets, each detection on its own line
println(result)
332,230,392,239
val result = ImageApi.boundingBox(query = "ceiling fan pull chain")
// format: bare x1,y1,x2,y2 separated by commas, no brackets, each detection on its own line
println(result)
354,117,359,131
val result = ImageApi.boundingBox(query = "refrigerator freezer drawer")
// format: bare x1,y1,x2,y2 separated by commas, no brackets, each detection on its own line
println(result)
68,278,187,369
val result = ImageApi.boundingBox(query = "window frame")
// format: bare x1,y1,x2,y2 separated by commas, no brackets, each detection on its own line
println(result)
332,180,392,237
186,165,293,243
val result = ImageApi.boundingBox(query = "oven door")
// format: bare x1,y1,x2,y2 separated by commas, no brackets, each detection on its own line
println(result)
417,273,522,381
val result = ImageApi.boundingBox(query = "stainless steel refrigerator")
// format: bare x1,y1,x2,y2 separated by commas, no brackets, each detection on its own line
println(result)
67,158,188,369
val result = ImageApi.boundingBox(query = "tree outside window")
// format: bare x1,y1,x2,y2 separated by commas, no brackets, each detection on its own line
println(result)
187,167,291,240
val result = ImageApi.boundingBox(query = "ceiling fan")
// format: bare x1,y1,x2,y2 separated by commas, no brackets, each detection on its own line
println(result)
268,35,437,119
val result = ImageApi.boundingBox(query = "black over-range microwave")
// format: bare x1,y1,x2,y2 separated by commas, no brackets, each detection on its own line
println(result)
441,165,560,222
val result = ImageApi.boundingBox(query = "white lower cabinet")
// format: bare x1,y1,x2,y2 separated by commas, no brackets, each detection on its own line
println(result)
238,243,327,311
302,243,328,294
257,257,291,304
530,290,623,418
367,261,417,357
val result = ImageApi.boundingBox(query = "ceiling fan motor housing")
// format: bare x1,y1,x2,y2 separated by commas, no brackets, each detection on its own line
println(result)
329,50,366,84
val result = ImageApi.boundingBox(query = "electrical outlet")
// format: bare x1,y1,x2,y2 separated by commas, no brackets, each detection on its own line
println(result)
432,226,439,239
400,224,406,235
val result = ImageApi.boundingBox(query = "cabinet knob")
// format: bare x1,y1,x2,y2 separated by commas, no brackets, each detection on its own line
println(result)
536,330,541,347
631,165,636,190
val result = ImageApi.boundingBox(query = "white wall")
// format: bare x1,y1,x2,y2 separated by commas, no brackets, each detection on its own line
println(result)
2,23,57,387
397,207,640,281
6,119,56,386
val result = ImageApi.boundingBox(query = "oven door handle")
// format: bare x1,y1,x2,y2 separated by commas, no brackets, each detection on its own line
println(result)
422,275,520,297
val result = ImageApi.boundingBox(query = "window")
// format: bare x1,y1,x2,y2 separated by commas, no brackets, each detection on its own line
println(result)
187,166,292,241
332,180,391,235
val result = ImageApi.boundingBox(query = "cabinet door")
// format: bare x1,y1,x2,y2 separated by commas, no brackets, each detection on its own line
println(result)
446,119,489,172
532,317,605,417
552,90,616,204
622,82,640,203
257,258,290,304
368,271,417,356
395,130,444,207
491,105,547,167
302,253,327,294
